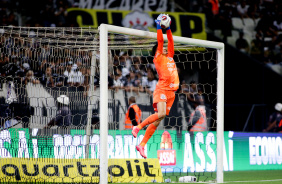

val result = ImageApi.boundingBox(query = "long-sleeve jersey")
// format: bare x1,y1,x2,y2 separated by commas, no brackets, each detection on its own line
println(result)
154,29,179,91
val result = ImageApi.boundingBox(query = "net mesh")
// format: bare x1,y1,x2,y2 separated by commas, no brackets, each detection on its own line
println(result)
0,26,218,183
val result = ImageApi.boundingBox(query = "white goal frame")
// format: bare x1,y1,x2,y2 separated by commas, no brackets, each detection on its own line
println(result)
99,24,224,184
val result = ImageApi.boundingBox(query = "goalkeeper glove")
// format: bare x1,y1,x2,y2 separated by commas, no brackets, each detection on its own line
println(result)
155,13,164,30
165,14,171,30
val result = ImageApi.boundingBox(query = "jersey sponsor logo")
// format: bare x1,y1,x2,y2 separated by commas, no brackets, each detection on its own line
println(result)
169,83,179,88
167,62,175,67
167,57,173,61
160,94,166,100
167,62,176,72
155,52,160,58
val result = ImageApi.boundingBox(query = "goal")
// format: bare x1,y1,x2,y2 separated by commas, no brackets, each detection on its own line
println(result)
99,24,224,183
0,25,224,183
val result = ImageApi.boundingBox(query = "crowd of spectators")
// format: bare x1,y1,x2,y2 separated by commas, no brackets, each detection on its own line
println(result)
0,0,176,97
1,0,280,102
0,32,92,96
0,0,213,131
201,0,281,72
176,0,282,74
95,50,160,95
0,29,163,97
0,0,79,27
0,0,281,73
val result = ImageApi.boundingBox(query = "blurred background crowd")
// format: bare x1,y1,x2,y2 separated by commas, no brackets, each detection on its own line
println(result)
0,0,281,75
0,0,281,132
178,0,282,74
0,37,92,94
0,0,281,81
0,0,282,86
0,33,171,98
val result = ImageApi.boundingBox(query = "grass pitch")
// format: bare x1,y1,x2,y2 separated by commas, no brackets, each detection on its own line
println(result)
162,170,282,184
0,170,281,184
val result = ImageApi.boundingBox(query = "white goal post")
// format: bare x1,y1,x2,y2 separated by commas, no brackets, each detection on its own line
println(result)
99,24,225,184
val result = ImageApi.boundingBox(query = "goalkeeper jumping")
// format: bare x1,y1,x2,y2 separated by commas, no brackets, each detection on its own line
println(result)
132,14,179,158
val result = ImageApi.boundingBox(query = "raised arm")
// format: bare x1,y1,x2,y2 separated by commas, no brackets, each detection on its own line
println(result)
155,14,174,58
166,29,174,57
156,29,164,55
154,14,165,57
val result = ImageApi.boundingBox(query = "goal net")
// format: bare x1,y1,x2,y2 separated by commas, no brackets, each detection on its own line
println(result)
0,25,224,183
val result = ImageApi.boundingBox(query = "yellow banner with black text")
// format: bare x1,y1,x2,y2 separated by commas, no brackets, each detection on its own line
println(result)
0,158,163,183
67,8,206,39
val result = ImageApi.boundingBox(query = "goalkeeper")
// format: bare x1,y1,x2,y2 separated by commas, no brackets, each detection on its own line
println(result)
132,14,179,158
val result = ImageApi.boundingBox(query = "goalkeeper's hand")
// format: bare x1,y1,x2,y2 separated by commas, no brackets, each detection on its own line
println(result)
155,13,164,30
155,14,171,30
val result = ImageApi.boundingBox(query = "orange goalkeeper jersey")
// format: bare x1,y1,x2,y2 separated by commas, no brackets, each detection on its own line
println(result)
154,29,179,91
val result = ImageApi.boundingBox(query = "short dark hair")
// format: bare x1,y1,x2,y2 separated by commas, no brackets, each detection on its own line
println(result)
129,96,136,103
152,42,158,57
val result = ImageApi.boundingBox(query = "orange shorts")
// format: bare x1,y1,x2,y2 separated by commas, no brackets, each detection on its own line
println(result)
153,89,176,116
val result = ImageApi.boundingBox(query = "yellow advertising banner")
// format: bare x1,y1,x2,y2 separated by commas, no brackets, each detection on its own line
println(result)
0,158,163,183
67,8,207,39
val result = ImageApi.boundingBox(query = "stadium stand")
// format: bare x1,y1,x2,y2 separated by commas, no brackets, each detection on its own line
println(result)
0,0,281,131
0,0,281,75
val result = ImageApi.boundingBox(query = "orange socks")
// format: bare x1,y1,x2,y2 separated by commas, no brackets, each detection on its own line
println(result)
137,113,159,129
140,124,157,147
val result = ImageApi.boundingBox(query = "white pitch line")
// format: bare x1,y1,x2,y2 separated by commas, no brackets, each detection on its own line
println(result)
224,179,282,183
